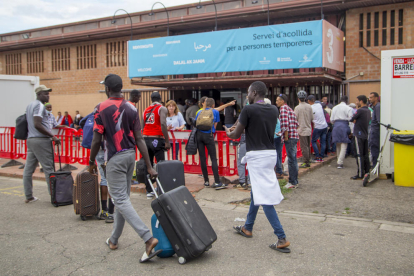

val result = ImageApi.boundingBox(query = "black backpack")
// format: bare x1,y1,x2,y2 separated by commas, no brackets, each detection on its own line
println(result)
14,114,28,140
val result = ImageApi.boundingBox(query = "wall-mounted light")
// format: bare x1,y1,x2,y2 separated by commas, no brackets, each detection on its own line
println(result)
149,2,170,36
22,33,30,39
196,0,218,31
251,0,270,25
112,9,133,40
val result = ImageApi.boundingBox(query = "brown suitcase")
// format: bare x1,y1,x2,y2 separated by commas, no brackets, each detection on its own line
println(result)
73,169,100,220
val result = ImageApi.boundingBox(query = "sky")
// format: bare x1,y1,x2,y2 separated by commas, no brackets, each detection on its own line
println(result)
0,0,199,34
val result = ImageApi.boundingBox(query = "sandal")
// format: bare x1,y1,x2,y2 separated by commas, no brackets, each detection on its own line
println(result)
233,225,252,238
139,249,163,263
269,238,291,253
106,238,118,250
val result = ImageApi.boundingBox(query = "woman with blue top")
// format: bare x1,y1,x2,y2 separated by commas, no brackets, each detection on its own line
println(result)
166,100,186,160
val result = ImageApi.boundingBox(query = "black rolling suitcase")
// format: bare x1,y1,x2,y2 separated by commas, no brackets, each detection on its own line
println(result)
148,176,217,264
49,144,73,207
156,160,185,193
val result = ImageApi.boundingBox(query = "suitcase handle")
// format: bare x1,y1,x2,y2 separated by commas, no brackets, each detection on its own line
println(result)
146,175,165,198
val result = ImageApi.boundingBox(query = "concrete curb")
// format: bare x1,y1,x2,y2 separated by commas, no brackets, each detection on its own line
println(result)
0,154,338,191
0,172,45,181
297,154,337,178
200,201,414,235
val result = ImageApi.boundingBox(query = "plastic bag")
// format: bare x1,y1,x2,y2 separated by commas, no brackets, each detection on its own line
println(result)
390,134,414,146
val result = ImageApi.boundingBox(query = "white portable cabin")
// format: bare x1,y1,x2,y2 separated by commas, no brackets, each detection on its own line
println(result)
380,49,414,176
0,75,39,127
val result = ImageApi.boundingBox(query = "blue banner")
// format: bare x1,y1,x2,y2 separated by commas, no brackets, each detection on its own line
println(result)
128,20,323,78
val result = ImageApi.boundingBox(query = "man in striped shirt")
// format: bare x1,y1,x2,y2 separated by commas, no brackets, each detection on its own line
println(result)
276,94,299,189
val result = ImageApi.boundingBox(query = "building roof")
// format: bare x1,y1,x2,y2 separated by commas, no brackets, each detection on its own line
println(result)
1,0,412,52
132,71,343,90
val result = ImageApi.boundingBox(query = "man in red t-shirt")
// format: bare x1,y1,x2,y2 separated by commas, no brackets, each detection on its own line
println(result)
88,74,161,263
142,91,171,198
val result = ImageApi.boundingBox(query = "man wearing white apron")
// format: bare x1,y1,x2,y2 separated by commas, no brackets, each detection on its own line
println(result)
224,81,290,252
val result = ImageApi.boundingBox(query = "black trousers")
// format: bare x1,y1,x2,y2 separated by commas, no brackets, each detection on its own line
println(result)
144,137,165,193
196,131,220,184
353,136,370,178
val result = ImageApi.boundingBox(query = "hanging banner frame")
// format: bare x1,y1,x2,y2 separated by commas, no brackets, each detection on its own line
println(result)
128,20,344,78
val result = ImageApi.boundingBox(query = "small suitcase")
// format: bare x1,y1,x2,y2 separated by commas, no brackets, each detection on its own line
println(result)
148,176,217,264
151,213,175,258
49,144,73,207
156,160,185,193
73,168,100,220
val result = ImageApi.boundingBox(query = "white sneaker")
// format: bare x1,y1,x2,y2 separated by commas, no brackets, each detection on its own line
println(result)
146,192,155,199
284,183,297,189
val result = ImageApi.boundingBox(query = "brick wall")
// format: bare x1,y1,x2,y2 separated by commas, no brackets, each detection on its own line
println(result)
346,2,413,81
0,33,164,116
1,33,164,94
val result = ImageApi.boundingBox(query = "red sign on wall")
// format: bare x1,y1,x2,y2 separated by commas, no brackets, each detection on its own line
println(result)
393,57,414,78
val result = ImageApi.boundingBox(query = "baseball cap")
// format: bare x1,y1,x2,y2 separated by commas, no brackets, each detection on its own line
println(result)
35,85,52,94
297,90,307,99
307,95,316,102
100,74,123,92
151,91,161,99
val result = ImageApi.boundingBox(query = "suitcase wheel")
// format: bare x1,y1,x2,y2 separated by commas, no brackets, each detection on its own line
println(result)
80,215,86,221
206,245,212,251
178,257,186,265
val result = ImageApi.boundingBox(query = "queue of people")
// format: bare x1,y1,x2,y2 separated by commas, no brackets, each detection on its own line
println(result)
22,74,381,259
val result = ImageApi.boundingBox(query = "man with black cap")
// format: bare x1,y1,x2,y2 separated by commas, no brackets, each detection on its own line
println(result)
23,85,61,204
89,74,162,263
142,91,171,198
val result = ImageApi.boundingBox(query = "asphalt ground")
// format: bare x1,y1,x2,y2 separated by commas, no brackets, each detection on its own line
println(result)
1,176,414,276
278,157,414,223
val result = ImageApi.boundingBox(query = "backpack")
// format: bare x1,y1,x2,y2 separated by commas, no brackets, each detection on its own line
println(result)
196,109,214,131
80,112,94,149
14,114,28,140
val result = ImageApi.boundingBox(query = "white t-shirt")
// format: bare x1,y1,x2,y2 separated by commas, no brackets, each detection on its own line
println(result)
311,103,328,130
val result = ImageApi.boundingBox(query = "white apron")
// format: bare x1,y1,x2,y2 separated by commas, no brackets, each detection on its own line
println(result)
242,150,284,206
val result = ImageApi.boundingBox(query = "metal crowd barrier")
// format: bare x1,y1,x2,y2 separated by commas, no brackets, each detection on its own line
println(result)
0,127,304,176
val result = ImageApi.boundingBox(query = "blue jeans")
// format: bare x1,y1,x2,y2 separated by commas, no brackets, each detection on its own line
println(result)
171,142,180,160
326,129,332,153
244,192,286,239
312,128,327,158
330,125,337,152
285,138,299,185
95,149,108,186
237,142,247,183
273,137,283,174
